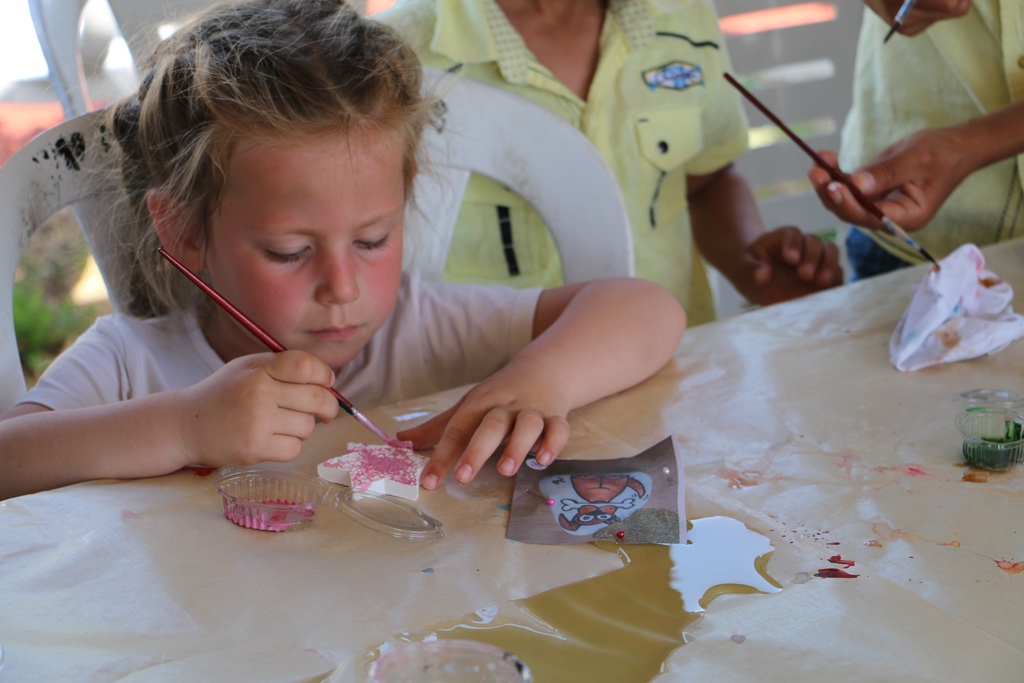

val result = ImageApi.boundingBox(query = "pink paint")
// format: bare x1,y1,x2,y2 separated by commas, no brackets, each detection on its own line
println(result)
222,497,315,532
319,442,428,501
121,510,141,520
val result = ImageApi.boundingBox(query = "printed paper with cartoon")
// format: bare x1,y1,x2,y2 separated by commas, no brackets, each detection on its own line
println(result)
890,243,1024,372
507,436,685,545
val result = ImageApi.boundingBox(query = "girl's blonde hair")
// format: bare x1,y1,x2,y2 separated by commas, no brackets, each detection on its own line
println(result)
110,0,429,317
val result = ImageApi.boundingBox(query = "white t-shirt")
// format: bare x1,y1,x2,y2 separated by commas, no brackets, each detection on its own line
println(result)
22,273,542,410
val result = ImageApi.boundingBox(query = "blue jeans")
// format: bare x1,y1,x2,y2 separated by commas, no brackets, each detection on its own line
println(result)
845,227,911,281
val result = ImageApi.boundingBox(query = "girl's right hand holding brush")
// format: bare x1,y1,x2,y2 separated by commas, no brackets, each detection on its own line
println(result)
174,350,340,469
0,350,339,499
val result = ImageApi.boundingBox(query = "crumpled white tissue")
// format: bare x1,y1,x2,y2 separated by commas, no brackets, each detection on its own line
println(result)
890,243,1024,372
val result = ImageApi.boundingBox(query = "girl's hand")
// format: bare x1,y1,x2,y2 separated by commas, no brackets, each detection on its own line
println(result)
176,350,339,468
396,377,571,490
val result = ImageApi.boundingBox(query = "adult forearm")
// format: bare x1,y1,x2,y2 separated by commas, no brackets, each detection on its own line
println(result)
960,98,1024,172
688,165,765,288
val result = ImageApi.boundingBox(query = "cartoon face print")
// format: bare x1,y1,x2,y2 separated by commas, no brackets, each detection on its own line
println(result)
539,472,652,536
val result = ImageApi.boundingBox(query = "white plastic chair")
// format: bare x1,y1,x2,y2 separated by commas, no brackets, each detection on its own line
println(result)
28,0,95,117
408,69,633,283
28,0,230,118
0,110,121,411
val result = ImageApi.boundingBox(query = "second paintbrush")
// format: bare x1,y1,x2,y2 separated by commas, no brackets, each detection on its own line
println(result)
723,72,938,268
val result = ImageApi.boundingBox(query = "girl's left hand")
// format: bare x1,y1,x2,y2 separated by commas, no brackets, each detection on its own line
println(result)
396,382,571,490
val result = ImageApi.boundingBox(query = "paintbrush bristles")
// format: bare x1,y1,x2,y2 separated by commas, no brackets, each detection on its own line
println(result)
884,0,916,43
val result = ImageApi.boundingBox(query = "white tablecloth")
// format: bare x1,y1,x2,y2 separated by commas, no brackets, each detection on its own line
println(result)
3,240,1024,682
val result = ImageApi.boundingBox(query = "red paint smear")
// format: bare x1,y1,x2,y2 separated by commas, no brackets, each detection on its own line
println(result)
192,468,214,477
995,559,1024,575
828,555,855,567
826,541,840,546
815,568,859,579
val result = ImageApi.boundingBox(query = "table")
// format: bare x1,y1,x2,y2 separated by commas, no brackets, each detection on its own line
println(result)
3,239,1024,682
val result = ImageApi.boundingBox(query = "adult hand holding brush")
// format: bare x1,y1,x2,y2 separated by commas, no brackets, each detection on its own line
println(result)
808,99,1024,234
862,0,970,40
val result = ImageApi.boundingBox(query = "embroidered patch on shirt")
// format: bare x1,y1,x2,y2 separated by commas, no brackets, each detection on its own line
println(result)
642,62,704,91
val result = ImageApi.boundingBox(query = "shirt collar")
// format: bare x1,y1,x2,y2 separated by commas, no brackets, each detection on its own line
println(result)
431,0,654,84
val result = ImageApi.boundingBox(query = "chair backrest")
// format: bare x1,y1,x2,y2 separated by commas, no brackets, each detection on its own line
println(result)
0,110,122,411
28,0,94,117
28,0,238,119
406,69,634,283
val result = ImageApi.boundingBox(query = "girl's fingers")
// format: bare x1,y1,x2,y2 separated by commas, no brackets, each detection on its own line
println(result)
415,406,569,489
495,410,547,476
448,407,518,483
533,415,571,467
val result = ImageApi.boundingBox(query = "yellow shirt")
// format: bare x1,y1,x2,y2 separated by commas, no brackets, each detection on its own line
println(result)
378,0,749,325
839,0,1024,263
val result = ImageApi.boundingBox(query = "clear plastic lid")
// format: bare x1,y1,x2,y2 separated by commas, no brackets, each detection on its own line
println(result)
213,467,442,539
954,388,1024,412
331,488,444,541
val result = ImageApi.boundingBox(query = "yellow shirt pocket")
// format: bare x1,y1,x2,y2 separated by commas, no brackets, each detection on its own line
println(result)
635,108,703,173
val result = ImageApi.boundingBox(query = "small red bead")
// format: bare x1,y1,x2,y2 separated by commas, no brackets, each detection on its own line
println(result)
615,530,625,540
546,498,555,506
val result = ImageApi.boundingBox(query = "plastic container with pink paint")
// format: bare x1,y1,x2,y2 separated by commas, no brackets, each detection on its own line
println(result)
215,468,329,532
214,466,443,539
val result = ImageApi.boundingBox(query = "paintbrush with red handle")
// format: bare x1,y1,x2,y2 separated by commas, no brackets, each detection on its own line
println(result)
158,247,411,448
724,72,939,268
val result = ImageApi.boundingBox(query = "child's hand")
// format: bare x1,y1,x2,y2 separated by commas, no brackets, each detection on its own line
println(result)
741,227,843,305
396,379,571,490
176,350,340,468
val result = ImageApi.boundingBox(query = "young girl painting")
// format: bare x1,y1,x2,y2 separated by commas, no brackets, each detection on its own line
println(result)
0,0,686,500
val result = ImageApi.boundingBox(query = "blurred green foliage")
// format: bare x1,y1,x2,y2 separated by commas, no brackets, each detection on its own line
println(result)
14,272,95,384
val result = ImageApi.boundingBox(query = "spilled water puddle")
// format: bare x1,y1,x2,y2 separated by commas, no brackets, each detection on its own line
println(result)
335,517,782,681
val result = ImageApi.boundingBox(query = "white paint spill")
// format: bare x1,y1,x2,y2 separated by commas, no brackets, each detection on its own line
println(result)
668,516,782,612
